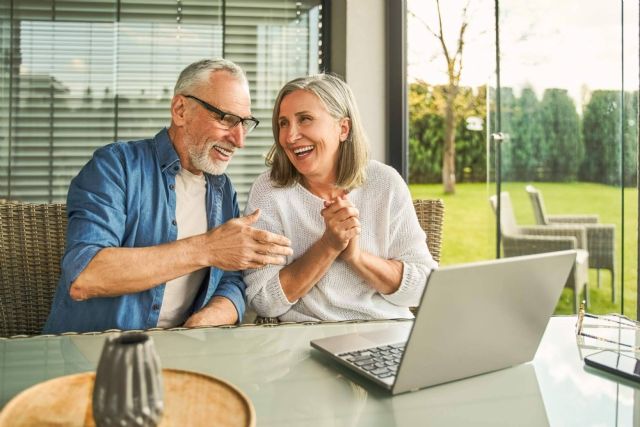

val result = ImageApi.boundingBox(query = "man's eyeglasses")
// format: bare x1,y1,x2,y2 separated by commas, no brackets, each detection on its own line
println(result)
576,302,640,352
184,94,259,134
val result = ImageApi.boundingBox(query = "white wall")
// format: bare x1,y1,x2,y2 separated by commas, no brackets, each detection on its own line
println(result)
331,0,387,163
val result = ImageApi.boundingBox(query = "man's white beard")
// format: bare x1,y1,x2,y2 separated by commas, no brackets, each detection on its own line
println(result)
189,141,231,175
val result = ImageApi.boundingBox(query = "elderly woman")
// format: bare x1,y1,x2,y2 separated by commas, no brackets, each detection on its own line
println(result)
243,74,437,321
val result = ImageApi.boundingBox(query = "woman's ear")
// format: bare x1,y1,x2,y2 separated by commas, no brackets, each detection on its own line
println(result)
170,95,187,126
339,117,351,142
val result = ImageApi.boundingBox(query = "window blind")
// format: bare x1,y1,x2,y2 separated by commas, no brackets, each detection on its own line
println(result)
0,0,322,208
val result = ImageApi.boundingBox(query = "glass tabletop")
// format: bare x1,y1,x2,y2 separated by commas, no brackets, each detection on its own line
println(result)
1,317,639,426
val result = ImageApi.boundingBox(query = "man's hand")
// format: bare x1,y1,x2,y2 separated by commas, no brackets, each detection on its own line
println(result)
204,209,293,270
320,196,360,254
69,209,291,301
183,296,238,327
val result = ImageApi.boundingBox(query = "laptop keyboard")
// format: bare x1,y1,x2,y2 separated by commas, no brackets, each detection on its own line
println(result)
338,342,406,379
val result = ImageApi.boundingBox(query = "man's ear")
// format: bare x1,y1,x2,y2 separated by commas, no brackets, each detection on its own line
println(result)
171,95,187,126
339,117,351,142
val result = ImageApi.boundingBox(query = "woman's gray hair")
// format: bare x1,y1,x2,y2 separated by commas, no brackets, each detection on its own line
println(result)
267,73,369,190
174,58,247,95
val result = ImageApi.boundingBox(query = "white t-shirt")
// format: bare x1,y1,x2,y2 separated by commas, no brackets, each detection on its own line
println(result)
157,168,208,328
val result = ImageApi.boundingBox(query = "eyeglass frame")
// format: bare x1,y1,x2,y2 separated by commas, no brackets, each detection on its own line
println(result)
575,302,640,352
183,94,259,134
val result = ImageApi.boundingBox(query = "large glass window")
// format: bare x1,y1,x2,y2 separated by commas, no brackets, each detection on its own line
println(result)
407,0,639,316
0,0,323,205
493,0,638,316
407,0,494,266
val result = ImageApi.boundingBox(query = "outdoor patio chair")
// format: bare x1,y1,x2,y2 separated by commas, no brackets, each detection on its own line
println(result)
253,198,445,324
0,202,67,337
489,192,589,313
526,185,615,301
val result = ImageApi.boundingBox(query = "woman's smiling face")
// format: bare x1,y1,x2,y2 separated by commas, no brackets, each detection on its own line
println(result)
277,89,350,184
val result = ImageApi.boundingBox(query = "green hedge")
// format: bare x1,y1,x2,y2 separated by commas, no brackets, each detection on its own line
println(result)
409,81,639,186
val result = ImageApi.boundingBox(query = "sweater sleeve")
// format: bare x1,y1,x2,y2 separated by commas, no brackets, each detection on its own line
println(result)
379,168,438,307
242,174,297,318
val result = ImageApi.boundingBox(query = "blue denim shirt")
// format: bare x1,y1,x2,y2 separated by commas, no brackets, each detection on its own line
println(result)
43,128,246,334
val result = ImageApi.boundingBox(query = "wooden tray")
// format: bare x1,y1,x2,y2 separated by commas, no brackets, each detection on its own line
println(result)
0,368,255,427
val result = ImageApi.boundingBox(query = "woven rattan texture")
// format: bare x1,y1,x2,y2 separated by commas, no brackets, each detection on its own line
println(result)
412,199,444,264
0,202,67,337
526,185,615,280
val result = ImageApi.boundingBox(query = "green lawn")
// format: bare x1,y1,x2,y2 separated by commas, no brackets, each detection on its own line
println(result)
409,182,638,317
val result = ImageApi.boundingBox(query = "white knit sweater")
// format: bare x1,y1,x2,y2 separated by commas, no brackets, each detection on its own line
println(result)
243,160,438,321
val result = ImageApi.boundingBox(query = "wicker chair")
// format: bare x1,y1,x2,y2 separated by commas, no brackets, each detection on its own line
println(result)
252,198,445,324
490,192,589,313
412,199,444,264
0,202,67,337
526,185,615,301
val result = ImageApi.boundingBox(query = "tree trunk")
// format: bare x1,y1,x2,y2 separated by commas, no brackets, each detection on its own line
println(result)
442,85,457,194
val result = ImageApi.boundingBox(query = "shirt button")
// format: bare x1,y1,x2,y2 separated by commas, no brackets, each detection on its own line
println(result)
169,184,175,190
172,219,177,226
152,304,160,311
173,166,179,171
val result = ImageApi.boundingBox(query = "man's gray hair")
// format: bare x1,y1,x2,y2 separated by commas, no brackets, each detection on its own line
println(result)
174,58,247,95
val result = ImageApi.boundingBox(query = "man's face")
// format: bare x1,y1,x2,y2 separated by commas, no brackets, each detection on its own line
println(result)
181,71,252,175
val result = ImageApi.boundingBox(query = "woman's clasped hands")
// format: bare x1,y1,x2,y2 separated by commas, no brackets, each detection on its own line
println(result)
320,195,361,263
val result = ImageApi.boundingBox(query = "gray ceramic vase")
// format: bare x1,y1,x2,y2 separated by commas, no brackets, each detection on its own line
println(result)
92,333,164,427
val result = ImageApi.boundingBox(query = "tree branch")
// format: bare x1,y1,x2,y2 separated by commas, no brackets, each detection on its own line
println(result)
435,0,452,65
407,9,440,40
453,0,470,85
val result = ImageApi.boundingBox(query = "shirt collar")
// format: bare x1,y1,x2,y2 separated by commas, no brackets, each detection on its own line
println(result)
154,128,181,173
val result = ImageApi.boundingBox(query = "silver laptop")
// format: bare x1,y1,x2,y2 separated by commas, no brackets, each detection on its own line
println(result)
311,250,576,395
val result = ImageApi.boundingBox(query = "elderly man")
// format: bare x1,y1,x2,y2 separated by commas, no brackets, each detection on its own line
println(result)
44,59,292,333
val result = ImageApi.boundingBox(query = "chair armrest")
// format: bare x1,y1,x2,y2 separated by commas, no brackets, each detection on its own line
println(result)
502,234,578,256
548,214,599,224
519,225,587,249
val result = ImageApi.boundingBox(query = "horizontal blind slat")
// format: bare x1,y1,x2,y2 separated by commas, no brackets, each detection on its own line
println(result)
2,0,321,204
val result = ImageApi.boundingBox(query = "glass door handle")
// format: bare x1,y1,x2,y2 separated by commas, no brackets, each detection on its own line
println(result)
491,132,509,143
